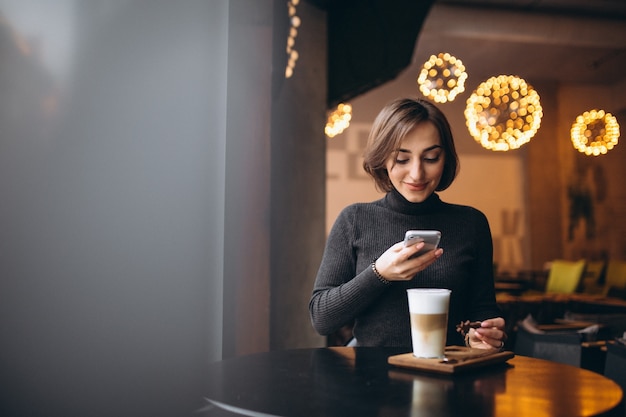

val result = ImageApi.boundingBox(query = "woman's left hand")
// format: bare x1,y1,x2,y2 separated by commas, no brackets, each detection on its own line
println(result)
467,317,507,350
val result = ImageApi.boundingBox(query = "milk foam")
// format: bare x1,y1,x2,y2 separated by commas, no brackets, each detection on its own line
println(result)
407,289,450,314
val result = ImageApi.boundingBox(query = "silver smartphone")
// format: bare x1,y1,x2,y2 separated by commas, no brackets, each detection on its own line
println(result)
403,230,441,257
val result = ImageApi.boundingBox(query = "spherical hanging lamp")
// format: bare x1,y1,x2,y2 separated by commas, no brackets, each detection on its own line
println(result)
417,53,468,103
570,109,619,156
464,75,543,151
325,103,352,138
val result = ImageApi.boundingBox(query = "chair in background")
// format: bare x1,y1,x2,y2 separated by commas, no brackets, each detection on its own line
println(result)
544,259,586,294
604,342,626,394
604,341,626,416
603,260,626,298
580,260,606,295
514,323,584,367
514,315,606,373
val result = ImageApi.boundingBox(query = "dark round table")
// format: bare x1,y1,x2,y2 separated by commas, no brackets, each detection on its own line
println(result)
203,347,623,417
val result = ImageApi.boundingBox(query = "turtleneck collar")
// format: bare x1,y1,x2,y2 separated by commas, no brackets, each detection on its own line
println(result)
384,188,443,215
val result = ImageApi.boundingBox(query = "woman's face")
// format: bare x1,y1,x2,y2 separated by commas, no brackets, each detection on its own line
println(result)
385,122,445,203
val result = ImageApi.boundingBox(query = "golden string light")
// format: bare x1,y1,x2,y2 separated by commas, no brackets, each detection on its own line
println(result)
325,103,352,138
464,75,543,151
417,53,468,103
285,0,301,78
570,109,620,156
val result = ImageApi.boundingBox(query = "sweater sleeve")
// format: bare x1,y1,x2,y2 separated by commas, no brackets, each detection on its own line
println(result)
466,209,501,321
308,208,390,336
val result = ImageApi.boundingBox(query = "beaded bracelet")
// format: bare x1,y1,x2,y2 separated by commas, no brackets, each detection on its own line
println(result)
371,261,390,285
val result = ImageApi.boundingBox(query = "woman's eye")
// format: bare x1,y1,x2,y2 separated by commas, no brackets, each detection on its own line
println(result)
395,158,409,164
423,155,440,163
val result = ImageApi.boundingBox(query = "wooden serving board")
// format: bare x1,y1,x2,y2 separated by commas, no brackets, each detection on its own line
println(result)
388,346,514,374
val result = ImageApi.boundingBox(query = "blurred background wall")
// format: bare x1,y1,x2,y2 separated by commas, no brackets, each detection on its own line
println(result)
0,1,326,416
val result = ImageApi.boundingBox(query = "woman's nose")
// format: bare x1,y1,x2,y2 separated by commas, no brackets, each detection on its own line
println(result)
409,161,423,180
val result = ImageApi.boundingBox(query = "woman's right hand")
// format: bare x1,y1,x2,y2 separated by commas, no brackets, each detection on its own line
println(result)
373,241,443,282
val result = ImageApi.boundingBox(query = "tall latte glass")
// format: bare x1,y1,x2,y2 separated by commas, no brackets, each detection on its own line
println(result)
407,288,451,359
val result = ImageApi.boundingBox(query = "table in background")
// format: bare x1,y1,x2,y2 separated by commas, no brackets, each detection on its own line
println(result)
202,347,623,417
497,293,626,339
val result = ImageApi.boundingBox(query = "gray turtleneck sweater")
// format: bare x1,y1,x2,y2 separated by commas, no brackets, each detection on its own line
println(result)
309,189,500,347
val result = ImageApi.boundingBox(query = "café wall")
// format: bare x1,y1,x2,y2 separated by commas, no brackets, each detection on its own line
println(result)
327,74,626,273
0,1,327,415
557,85,626,262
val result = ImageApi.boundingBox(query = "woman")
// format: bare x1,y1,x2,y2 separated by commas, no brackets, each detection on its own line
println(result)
309,97,506,349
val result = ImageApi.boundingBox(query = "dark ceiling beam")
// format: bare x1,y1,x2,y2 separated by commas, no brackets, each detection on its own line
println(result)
325,0,435,108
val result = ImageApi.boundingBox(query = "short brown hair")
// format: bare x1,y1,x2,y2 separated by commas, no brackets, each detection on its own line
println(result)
362,97,459,192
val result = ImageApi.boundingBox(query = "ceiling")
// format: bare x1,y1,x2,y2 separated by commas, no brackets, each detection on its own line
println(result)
316,0,626,109
437,0,626,19
414,0,626,88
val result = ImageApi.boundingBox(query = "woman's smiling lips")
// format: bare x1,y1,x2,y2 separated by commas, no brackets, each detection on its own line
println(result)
405,182,427,191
